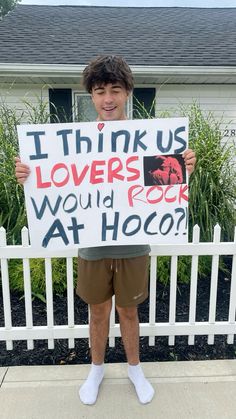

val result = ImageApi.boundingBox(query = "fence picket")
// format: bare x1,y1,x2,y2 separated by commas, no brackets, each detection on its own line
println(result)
109,296,116,347
88,305,91,348
66,257,75,348
227,227,236,344
0,227,13,350
21,227,34,350
45,258,54,349
168,255,178,346
149,256,157,346
208,225,221,345
188,225,200,345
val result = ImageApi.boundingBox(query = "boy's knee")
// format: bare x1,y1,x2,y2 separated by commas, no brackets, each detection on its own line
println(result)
116,305,138,321
90,299,112,321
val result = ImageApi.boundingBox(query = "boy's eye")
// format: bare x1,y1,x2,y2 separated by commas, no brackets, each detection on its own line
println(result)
111,89,122,94
94,87,105,94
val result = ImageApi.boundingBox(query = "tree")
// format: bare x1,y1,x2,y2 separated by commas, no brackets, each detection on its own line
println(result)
0,0,21,18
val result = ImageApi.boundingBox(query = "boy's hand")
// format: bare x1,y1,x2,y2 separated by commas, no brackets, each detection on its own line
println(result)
183,149,196,175
14,157,30,184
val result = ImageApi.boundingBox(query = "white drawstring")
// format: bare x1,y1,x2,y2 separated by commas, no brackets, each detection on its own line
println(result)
110,260,118,272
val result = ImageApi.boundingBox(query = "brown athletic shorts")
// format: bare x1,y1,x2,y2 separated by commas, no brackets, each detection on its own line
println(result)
76,255,149,307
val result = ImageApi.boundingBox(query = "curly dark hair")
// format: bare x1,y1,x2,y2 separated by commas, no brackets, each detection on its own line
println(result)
82,55,134,93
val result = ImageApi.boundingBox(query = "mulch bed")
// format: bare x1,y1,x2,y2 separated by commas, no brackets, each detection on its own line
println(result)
0,263,235,366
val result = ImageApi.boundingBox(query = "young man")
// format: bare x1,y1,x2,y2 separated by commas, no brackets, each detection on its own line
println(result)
15,55,196,405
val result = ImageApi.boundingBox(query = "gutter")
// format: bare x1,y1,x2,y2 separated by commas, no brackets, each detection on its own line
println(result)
1,63,236,77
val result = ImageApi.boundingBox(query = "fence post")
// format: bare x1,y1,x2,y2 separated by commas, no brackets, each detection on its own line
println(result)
22,227,34,350
168,255,178,346
227,226,236,344
188,224,200,345
149,255,157,346
45,258,54,349
109,295,116,347
208,224,221,344
0,227,13,350
66,256,75,348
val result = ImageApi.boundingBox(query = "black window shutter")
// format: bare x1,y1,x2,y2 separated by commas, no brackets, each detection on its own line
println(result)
49,88,72,123
133,88,156,119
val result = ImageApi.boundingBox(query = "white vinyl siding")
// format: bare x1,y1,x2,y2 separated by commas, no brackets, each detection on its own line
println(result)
0,85,49,121
1,83,236,140
155,84,236,139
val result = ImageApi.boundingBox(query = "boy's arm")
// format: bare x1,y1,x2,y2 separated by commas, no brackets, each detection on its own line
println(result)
14,157,31,184
183,149,196,175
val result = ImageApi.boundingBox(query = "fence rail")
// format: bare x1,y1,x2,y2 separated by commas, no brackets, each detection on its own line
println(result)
0,224,236,351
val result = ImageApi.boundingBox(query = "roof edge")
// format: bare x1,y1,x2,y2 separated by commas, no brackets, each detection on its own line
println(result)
17,5,236,10
1,63,236,77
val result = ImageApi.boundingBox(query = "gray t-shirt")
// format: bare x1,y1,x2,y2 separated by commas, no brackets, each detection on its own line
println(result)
78,244,151,260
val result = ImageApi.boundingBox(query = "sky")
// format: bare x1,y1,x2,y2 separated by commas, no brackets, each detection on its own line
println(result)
20,0,236,8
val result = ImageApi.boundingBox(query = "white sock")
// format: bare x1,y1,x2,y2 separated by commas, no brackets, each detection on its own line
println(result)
79,363,104,405
128,363,155,404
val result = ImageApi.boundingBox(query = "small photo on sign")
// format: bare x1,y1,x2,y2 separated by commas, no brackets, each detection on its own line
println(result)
143,154,186,186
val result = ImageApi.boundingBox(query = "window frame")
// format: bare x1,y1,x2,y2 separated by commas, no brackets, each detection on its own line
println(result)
73,90,133,121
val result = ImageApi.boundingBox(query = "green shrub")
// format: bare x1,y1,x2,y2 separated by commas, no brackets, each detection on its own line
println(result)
0,104,26,244
21,96,51,124
187,103,236,242
0,94,51,244
156,256,193,286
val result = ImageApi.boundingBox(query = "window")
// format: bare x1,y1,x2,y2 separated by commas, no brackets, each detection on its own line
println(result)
49,88,155,123
74,93,97,122
49,88,72,123
133,88,156,119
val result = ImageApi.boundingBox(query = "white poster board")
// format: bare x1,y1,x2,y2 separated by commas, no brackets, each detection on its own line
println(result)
17,117,189,250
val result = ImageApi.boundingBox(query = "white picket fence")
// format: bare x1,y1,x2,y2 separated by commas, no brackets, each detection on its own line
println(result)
0,224,236,351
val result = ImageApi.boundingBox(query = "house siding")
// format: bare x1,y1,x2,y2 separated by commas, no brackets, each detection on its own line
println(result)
1,83,236,140
0,85,49,121
155,84,236,138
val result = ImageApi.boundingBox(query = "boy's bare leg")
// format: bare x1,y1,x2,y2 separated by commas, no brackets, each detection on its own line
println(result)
116,305,139,364
79,299,112,405
90,299,112,363
116,305,155,404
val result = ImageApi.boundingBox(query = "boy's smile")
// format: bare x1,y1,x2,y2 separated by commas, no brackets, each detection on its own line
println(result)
91,82,129,121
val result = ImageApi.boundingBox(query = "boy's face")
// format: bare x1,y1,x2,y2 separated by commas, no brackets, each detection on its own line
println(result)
91,82,129,121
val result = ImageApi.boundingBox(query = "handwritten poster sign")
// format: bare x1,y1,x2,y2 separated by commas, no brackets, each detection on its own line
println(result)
17,118,189,250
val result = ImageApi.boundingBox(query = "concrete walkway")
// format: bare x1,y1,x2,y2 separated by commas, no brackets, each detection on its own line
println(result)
1,360,236,419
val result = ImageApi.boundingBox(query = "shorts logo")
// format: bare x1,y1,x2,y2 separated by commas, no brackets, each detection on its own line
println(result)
133,292,143,300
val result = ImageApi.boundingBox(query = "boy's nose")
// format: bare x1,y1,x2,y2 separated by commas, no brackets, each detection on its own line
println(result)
104,93,113,103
